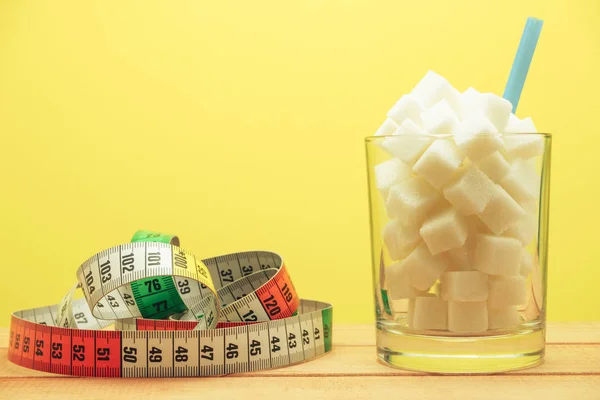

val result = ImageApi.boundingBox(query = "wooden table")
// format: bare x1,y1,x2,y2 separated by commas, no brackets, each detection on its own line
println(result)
1,323,599,399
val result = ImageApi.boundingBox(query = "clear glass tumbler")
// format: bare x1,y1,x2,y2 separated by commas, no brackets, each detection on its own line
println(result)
365,133,551,373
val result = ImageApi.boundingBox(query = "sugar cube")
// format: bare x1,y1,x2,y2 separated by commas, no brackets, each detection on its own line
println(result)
488,276,527,308
407,292,435,326
413,139,463,189
476,151,511,183
394,118,427,135
387,94,424,127
488,305,520,330
478,184,526,234
420,99,460,135
501,159,541,202
403,243,448,291
386,261,423,299
440,215,485,271
386,177,442,225
411,70,454,109
480,93,513,132
443,164,497,215
409,296,448,330
474,234,522,276
442,244,474,271
520,198,539,214
520,250,534,278
381,120,433,166
440,271,488,302
466,214,493,234
391,298,409,315
504,135,544,161
455,115,503,160
459,87,483,119
447,87,463,117
504,212,537,246
382,219,421,261
504,113,520,132
448,301,488,332
420,207,469,255
375,118,397,136
505,115,537,133
375,158,413,200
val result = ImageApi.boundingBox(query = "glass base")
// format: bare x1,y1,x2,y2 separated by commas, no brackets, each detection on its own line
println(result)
377,320,546,374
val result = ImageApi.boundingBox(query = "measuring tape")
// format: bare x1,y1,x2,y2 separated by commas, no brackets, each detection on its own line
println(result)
7,230,333,377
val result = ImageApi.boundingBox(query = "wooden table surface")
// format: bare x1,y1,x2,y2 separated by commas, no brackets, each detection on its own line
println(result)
1,323,599,399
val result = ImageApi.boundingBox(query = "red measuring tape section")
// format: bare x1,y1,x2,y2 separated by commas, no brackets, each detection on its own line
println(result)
7,231,333,377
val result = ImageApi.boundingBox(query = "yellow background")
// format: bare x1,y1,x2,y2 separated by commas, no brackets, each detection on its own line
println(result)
0,0,598,326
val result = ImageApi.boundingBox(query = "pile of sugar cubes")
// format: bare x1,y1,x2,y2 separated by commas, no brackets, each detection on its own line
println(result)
375,71,543,333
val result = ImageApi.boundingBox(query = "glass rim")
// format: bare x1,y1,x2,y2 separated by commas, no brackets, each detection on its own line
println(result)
365,132,552,142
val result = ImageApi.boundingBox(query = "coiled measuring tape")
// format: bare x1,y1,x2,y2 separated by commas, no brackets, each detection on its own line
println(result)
7,230,333,377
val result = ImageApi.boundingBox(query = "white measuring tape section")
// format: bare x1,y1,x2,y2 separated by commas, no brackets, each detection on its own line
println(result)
7,231,333,377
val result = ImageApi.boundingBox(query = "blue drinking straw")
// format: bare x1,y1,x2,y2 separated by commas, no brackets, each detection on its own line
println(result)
503,17,544,113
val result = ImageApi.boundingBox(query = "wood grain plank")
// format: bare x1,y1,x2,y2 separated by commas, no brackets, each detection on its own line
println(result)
2,376,600,400
2,344,599,379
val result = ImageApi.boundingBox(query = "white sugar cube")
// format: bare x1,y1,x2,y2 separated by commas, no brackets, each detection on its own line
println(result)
407,292,435,325
447,87,463,117
386,261,423,299
441,271,488,302
504,135,544,161
443,164,497,215
386,177,442,225
442,244,474,271
420,207,469,255
467,215,494,236
459,87,483,119
519,198,539,214
375,118,398,136
440,215,485,271
411,70,454,109
478,185,526,234
409,296,448,330
448,301,488,332
381,120,433,166
520,250,534,278
504,212,537,246
474,234,522,276
455,115,503,160
387,94,424,127
488,305,520,329
403,243,448,291
488,276,527,308
394,118,427,135
382,219,421,261
504,113,521,132
480,93,513,131
413,139,463,189
501,159,541,202
420,99,460,135
476,151,511,183
505,115,537,133
375,158,413,199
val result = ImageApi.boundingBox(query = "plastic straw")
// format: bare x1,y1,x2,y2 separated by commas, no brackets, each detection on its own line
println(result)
503,17,544,113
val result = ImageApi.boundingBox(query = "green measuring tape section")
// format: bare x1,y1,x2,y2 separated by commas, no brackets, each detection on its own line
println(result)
381,289,392,316
129,230,188,319
322,307,333,353
131,230,180,246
